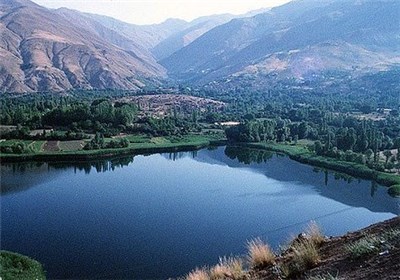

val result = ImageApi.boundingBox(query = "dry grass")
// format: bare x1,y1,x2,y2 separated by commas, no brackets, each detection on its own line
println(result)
285,221,325,252
186,268,210,280
182,222,326,279
305,221,325,245
282,239,321,277
246,238,275,268
209,257,244,280
293,239,320,270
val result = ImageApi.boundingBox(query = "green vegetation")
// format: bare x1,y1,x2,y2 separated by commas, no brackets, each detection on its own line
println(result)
1,80,399,186
225,119,400,174
346,228,400,259
30,140,45,152
0,90,227,160
388,185,400,197
306,272,341,280
235,142,400,188
0,134,224,162
0,251,46,280
345,235,380,258
0,140,45,154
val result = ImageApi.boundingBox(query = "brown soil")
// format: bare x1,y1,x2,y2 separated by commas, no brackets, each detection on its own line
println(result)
254,217,400,280
43,141,60,152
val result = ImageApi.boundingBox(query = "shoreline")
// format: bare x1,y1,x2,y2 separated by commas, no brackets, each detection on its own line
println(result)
234,142,400,188
2,139,399,189
181,216,400,279
0,139,227,163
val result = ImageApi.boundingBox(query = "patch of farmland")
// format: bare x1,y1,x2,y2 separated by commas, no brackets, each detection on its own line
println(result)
59,140,85,151
43,141,60,152
28,141,45,152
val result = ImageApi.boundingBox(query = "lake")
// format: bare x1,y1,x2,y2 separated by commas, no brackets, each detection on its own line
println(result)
1,146,399,279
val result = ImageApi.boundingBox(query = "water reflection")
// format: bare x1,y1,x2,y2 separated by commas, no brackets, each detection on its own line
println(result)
2,146,399,216
1,157,135,195
1,146,398,279
196,147,400,215
224,146,273,164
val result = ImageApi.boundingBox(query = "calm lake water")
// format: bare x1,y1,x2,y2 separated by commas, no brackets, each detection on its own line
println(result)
1,146,399,279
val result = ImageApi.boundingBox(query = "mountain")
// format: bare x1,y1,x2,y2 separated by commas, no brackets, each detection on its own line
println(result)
54,8,159,65
161,0,400,84
2,0,399,93
0,0,166,93
81,13,189,50
151,14,236,61
151,9,274,61
78,11,239,61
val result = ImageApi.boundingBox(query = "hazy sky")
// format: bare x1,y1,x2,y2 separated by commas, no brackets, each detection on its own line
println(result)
31,0,291,25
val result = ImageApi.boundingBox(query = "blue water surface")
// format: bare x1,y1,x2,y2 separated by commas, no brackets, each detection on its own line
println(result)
1,146,398,279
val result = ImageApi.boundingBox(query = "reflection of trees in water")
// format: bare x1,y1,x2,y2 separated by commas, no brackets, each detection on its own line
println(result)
2,156,136,176
224,148,385,199
1,162,50,195
1,162,46,175
224,146,273,165
163,150,198,161
312,166,379,198
1,157,136,195
48,156,135,174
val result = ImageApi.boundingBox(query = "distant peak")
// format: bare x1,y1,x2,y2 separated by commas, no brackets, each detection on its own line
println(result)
163,18,188,24
1,0,39,8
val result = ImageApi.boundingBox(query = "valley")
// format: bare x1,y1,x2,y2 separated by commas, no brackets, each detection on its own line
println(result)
0,0,399,279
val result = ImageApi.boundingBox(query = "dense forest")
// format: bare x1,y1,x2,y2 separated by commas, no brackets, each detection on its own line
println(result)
1,69,399,172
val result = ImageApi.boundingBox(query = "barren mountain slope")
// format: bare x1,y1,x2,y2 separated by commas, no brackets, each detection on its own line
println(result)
0,0,166,93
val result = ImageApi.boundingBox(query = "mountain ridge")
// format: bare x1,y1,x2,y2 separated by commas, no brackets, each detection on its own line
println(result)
161,0,400,84
0,0,166,93
1,0,399,93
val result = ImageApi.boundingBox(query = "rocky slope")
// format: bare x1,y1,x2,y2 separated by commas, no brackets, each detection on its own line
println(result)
258,217,400,280
161,0,400,84
2,0,399,93
151,14,237,60
81,13,189,50
0,0,166,93
182,217,400,279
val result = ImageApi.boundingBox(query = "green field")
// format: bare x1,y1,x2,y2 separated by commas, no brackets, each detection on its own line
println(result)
0,133,226,162
0,140,45,153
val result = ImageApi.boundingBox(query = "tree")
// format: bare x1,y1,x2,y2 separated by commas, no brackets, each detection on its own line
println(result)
365,149,374,162
383,150,393,164
298,122,309,139
314,141,323,155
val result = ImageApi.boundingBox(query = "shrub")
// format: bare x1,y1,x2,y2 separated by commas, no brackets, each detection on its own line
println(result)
209,256,244,280
186,268,209,280
0,250,45,280
306,272,341,280
345,235,380,258
246,238,275,268
282,239,320,277
388,185,400,197
305,221,325,245
383,228,400,241
292,239,320,270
